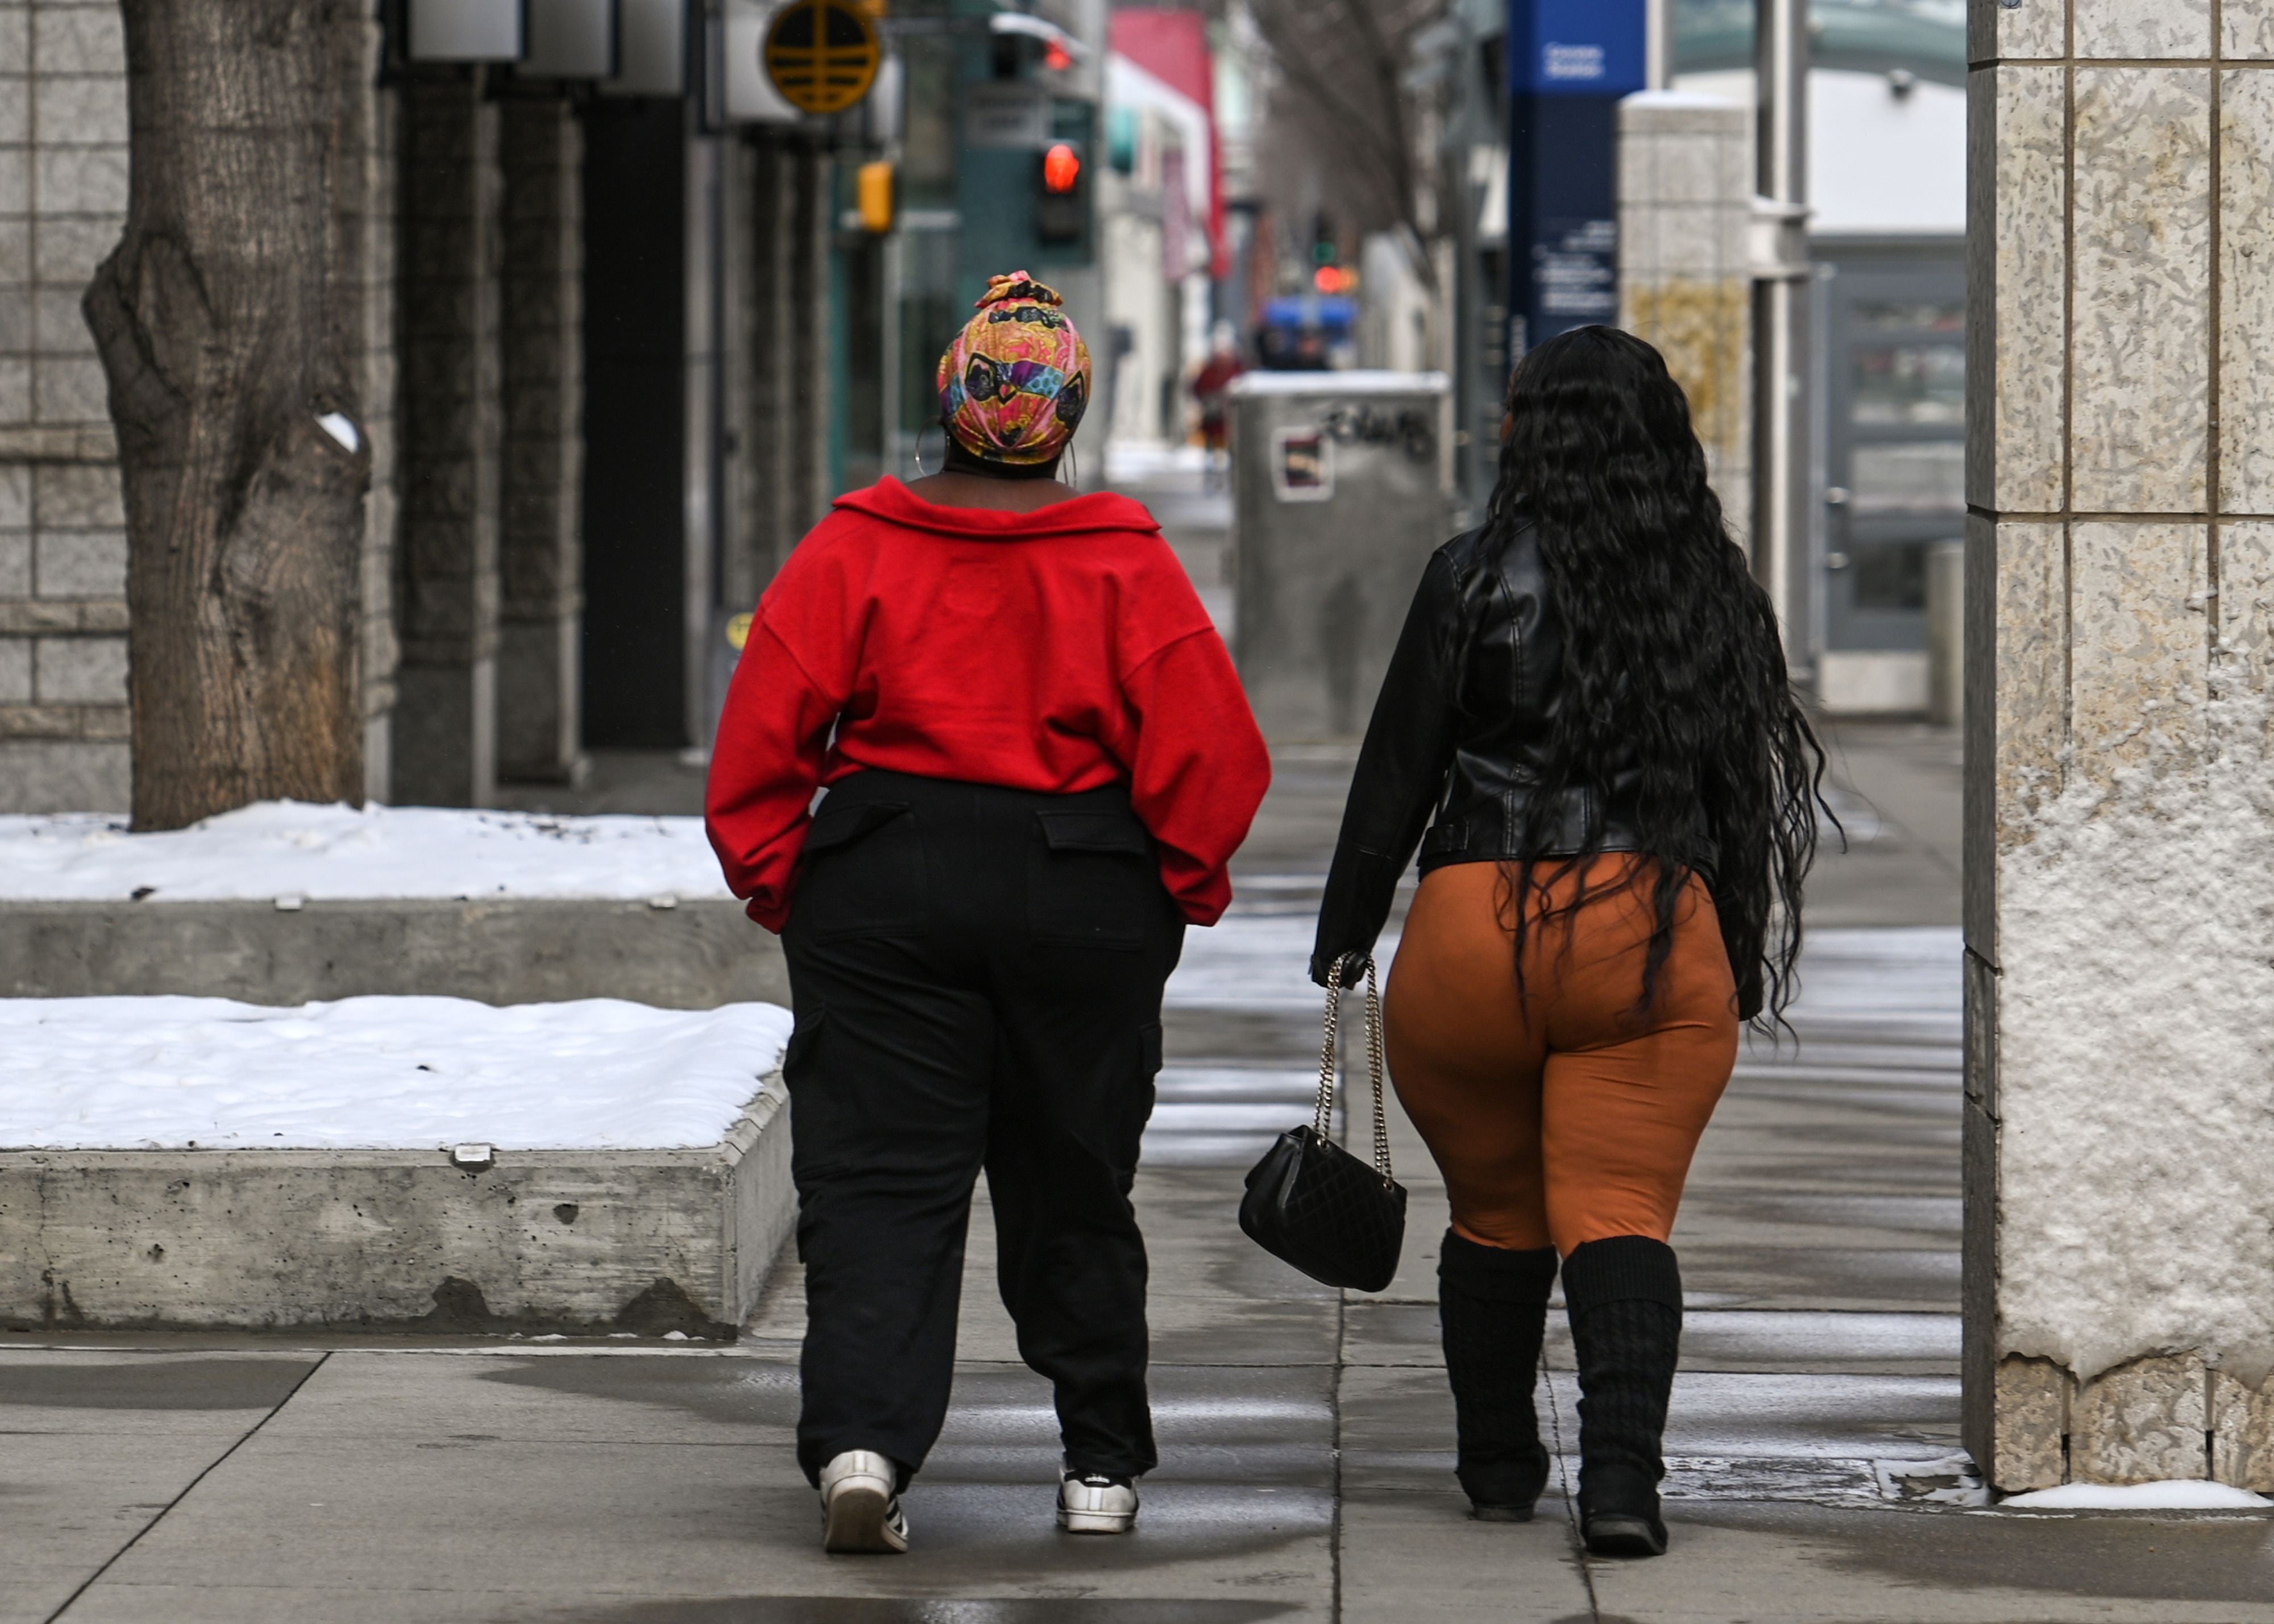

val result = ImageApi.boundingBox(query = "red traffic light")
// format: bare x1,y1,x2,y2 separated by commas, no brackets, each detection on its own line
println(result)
1043,142,1081,194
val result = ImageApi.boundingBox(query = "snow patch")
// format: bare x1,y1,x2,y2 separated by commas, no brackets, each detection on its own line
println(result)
0,996,790,1150
2002,1480,2272,1511
1875,1453,1989,1506
1997,692,2274,1384
0,801,732,902
316,412,360,452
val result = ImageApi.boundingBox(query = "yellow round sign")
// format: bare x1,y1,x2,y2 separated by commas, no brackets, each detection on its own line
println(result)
765,0,882,117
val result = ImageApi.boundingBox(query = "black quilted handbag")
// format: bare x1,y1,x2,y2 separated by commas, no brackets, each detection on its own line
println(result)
1238,952,1408,1292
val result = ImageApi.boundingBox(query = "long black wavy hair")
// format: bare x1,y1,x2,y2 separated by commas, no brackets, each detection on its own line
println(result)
1478,325,1828,1027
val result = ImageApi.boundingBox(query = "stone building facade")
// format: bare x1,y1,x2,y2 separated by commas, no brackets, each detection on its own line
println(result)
0,0,133,809
0,3,835,814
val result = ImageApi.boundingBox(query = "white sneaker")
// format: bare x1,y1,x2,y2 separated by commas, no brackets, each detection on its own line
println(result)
1057,1467,1139,1534
818,1449,908,1554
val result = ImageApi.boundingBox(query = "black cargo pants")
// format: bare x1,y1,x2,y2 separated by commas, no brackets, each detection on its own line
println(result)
779,769,1184,1488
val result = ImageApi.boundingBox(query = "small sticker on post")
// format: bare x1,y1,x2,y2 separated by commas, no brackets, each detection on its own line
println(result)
317,412,360,453
1271,427,1335,503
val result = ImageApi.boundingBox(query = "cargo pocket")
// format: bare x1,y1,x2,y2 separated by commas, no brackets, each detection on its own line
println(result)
1028,810,1156,949
782,1009,828,1084
782,1010,847,1190
795,799,924,941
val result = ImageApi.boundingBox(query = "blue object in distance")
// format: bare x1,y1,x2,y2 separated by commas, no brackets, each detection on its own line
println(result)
1260,296,1356,333
1508,0,1648,97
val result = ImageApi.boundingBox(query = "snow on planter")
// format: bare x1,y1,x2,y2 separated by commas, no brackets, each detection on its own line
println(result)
1,996,791,1150
2002,1480,2272,1511
0,801,733,902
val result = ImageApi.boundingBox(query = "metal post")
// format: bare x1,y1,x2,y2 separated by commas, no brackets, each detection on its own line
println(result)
881,227,904,477
1752,0,1811,670
1646,0,1673,92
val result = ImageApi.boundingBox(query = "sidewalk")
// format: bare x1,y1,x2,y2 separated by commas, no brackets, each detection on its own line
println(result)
14,470,2274,1621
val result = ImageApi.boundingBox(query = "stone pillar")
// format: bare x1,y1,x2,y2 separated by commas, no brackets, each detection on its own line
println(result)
350,48,400,807
746,139,798,586
392,69,500,807
1968,0,2274,1491
683,127,719,748
495,91,583,785
719,134,761,618
789,143,833,540
1617,90,1752,542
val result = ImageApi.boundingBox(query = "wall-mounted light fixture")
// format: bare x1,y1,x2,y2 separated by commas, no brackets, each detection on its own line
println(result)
407,0,529,62
521,0,617,77
717,0,800,123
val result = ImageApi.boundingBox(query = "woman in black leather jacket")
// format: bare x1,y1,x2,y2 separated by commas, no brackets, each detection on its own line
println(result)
1312,326,1824,1557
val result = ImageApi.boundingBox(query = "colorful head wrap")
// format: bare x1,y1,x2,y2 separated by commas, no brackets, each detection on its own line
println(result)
937,272,1091,467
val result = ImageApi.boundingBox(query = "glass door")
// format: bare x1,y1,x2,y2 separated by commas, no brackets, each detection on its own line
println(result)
1821,256,1966,654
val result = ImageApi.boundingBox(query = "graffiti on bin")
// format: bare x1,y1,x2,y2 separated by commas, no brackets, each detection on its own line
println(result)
1317,402,1436,462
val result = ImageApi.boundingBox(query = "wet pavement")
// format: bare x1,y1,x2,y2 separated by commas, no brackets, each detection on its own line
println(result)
13,463,2274,1619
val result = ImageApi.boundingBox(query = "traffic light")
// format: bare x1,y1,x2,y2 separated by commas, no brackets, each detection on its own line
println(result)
1038,140,1085,243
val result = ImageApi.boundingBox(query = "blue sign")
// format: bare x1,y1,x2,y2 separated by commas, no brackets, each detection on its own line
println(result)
1505,0,1642,358
1508,0,1647,97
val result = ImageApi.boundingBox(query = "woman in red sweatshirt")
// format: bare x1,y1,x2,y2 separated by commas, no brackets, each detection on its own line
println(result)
707,273,1270,1556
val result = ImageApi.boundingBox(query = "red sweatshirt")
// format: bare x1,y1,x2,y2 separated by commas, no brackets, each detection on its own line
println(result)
706,477,1271,933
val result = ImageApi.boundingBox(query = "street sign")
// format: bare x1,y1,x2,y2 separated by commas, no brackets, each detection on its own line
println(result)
1507,0,1646,96
764,0,882,116
963,80,1052,149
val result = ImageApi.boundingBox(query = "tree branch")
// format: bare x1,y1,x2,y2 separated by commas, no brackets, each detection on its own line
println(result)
1247,2,1410,220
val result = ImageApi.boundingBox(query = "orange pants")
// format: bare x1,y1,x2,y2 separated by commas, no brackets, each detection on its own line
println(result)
1384,857,1739,1255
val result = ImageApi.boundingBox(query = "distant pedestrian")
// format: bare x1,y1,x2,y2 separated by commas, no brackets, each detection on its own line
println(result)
1311,326,1825,1557
707,272,1271,1555
1192,321,1245,492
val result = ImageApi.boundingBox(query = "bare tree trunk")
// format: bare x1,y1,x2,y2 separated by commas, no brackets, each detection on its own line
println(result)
84,0,374,831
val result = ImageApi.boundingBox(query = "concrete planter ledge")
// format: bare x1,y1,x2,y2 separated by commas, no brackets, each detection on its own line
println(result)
0,896,787,1008
0,803,782,1007
0,997,794,1335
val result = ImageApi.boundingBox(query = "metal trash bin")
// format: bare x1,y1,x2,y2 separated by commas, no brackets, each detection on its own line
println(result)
1227,371,1454,740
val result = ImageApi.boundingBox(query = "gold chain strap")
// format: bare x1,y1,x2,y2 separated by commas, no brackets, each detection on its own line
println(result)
1315,952,1396,1187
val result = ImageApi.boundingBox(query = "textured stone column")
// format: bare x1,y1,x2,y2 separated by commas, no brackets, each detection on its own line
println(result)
747,138,797,587
391,69,500,807
1967,0,2274,1491
736,135,834,603
789,143,832,542
1617,90,1752,541
350,43,400,807
719,134,761,618
495,92,583,785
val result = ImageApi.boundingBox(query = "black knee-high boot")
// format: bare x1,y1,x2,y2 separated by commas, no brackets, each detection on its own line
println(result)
1561,1236,1683,1557
1437,1231,1560,1519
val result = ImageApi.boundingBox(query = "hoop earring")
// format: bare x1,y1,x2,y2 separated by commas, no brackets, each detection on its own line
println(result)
1063,441,1078,487
911,425,932,477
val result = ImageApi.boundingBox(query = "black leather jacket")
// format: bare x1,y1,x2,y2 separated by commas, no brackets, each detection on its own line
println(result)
1312,522,1732,999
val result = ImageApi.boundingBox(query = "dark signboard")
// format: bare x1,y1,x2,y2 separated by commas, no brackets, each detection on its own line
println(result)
1505,0,1647,357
